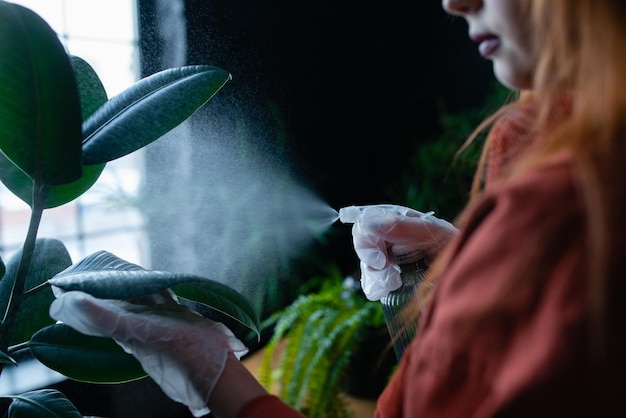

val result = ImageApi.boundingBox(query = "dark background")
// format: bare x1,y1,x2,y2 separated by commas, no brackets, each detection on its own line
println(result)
139,0,492,207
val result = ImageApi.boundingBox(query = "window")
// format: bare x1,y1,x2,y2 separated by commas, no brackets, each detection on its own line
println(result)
0,0,147,267
0,0,143,394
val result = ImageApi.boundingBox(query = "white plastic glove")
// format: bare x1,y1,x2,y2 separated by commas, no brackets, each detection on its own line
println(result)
49,289,248,418
339,204,458,301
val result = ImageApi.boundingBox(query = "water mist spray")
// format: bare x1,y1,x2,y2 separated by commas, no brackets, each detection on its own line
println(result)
339,205,430,361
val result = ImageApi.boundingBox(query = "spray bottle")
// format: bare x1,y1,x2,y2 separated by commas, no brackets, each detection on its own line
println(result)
339,205,429,361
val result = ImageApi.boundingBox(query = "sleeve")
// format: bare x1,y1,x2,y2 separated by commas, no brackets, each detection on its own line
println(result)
237,395,307,418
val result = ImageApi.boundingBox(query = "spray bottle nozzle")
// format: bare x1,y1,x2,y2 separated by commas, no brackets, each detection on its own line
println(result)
338,205,408,224
338,205,434,225
338,205,434,264
338,206,362,224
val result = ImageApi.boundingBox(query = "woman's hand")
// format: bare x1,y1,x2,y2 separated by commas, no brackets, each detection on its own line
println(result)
49,289,259,417
341,204,457,300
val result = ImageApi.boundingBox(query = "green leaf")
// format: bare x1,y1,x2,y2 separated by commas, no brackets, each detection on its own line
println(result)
177,297,256,346
0,154,105,208
70,56,108,120
0,256,4,279
40,163,105,209
30,324,146,383
49,251,261,339
82,65,231,165
0,239,72,345
0,389,82,418
0,54,108,208
0,2,82,186
0,351,17,366
173,281,261,340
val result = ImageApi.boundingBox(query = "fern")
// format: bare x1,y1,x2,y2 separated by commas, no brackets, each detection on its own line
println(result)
297,308,348,408
260,275,387,418
309,306,372,416
315,307,374,415
289,309,340,405
259,294,319,387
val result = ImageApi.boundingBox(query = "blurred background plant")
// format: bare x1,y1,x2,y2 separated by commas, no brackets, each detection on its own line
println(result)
385,82,513,221
258,267,393,418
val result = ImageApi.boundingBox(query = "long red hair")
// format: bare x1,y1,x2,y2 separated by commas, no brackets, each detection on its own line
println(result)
406,0,626,371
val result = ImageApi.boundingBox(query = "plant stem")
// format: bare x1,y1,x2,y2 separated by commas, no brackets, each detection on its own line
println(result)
0,183,48,371
7,341,29,355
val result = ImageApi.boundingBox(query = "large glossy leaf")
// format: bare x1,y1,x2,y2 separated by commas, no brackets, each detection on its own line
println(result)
0,389,82,418
70,55,108,120
0,155,105,208
0,239,72,345
30,324,146,383
172,281,261,341
0,2,82,186
0,54,108,208
0,351,16,365
48,251,260,338
82,65,231,165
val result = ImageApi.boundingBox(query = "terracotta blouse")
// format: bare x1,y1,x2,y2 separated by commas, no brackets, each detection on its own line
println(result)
373,149,593,417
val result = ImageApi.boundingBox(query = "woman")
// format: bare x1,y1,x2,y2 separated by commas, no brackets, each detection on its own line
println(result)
50,0,626,417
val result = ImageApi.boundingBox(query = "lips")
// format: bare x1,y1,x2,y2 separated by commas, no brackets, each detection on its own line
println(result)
470,33,500,58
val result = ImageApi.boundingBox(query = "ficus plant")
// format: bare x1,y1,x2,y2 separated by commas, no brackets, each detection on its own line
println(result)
0,2,260,416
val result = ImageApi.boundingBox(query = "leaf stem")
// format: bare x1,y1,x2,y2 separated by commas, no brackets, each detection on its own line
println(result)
7,341,29,355
0,183,48,372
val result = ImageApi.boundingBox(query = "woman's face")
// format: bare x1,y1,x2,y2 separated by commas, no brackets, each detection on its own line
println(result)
442,0,535,90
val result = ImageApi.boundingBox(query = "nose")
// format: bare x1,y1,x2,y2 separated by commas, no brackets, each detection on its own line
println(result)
442,0,482,16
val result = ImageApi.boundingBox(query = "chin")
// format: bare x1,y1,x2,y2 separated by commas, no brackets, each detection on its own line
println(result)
493,64,534,91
